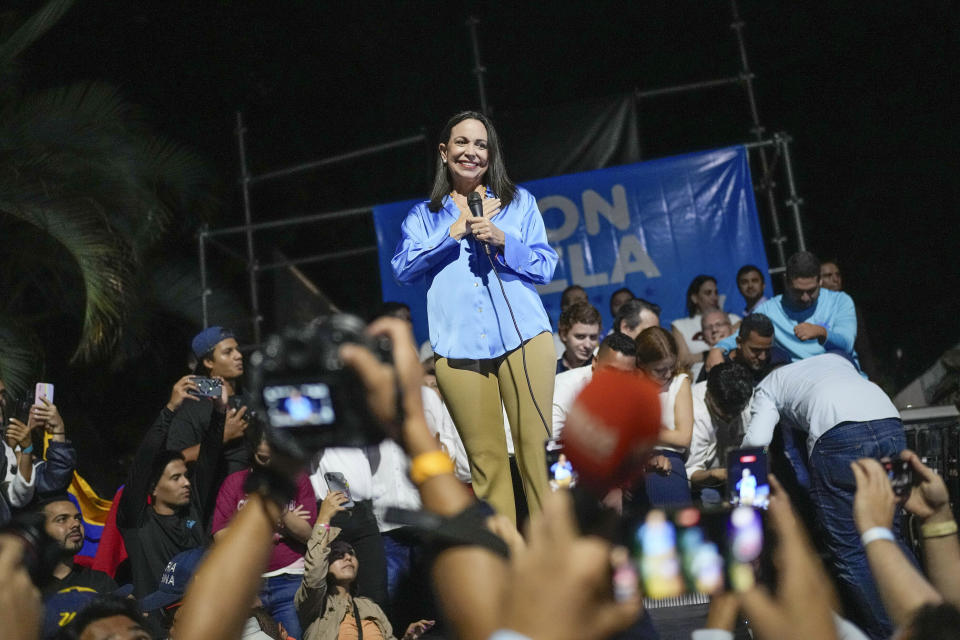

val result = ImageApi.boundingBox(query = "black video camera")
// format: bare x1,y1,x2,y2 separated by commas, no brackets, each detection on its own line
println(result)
249,313,392,459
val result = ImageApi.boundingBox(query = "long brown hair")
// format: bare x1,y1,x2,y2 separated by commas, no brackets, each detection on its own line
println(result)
634,326,681,378
428,110,517,212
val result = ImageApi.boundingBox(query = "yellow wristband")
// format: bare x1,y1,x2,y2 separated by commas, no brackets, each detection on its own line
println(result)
921,520,958,539
409,450,455,485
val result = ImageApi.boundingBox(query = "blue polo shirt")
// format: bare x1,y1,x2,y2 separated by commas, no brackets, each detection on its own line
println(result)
391,187,557,360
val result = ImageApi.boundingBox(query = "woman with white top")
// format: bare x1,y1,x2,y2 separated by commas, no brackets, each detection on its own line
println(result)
635,326,693,506
672,275,740,368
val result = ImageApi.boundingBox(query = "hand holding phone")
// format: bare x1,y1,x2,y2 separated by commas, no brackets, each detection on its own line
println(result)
727,447,770,509
189,376,223,398
881,458,914,498
324,472,355,509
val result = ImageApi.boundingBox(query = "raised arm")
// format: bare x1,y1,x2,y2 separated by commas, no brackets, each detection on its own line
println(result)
391,205,460,284
119,376,198,528
295,492,348,627
852,458,943,627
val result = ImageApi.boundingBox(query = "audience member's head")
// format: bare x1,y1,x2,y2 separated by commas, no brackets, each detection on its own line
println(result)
784,251,821,310
705,363,754,422
327,539,360,595
559,285,589,311
608,287,635,318
736,264,765,308
594,333,638,373
60,594,151,640
635,326,680,389
685,275,719,317
35,495,84,562
558,302,601,368
140,548,205,632
819,259,843,292
735,313,775,373
614,299,660,339
147,451,190,513
245,420,271,469
191,326,242,381
376,301,412,323
700,309,733,347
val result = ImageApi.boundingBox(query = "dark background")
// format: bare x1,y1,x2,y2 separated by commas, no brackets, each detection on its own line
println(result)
11,1,958,490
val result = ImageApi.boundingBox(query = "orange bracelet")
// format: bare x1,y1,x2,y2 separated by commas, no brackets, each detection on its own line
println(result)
409,450,455,485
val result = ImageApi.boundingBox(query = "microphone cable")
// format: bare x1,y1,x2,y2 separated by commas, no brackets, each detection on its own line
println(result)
468,192,551,438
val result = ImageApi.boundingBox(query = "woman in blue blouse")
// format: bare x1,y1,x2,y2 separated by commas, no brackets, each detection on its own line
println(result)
391,111,558,522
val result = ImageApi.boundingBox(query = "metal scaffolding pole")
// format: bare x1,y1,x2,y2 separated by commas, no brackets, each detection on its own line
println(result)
466,16,489,114
199,225,209,329
730,0,788,274
235,112,263,344
777,133,806,251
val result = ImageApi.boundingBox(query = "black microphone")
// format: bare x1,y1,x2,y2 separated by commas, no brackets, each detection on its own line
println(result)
467,192,490,255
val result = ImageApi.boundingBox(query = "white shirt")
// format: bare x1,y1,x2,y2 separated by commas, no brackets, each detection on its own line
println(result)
2,441,37,507
742,354,898,455
310,448,374,501
371,439,423,532
421,386,472,483
552,366,594,440
686,381,753,477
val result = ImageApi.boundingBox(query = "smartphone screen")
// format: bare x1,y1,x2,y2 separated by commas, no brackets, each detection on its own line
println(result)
675,507,725,595
726,447,770,509
324,472,355,508
545,439,577,491
263,383,335,428
726,506,764,592
883,458,913,497
34,382,54,406
635,510,684,599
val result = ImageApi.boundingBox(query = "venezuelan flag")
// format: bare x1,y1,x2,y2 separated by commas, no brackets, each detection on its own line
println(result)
43,434,114,567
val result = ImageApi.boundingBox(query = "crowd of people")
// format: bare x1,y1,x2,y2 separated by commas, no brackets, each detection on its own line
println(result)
0,110,955,640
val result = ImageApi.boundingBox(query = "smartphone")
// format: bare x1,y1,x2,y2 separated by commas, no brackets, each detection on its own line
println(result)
727,447,770,509
323,471,355,509
882,458,913,498
190,376,223,398
632,507,765,598
545,438,577,491
726,506,764,592
34,382,54,406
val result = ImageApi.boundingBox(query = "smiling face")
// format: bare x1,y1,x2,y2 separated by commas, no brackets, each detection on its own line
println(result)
203,338,243,380
701,311,733,347
44,500,85,555
438,118,489,192
560,322,600,367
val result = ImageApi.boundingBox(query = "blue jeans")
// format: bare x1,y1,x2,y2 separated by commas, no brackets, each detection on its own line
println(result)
643,450,692,508
808,418,909,640
383,530,416,602
259,573,303,639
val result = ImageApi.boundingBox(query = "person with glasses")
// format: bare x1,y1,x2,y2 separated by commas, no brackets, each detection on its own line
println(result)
211,420,317,640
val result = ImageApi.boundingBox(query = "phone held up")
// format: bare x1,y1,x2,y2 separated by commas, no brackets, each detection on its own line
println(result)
545,438,577,491
882,458,914,498
324,471,356,509
727,447,770,510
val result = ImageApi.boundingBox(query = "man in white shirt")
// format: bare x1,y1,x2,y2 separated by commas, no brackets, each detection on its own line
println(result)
686,363,755,502
552,333,638,440
741,353,907,640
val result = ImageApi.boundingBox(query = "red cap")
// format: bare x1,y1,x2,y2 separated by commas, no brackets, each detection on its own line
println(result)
562,369,661,489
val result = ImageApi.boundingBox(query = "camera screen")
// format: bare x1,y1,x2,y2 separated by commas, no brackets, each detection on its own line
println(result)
263,383,335,428
727,448,770,509
545,439,577,491
727,506,764,592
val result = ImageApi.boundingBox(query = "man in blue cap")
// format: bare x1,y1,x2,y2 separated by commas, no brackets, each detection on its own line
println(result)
167,326,251,479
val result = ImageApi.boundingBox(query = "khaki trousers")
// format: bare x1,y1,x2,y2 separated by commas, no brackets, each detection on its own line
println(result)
435,331,555,523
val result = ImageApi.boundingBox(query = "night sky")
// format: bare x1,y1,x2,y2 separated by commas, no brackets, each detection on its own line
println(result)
11,1,959,476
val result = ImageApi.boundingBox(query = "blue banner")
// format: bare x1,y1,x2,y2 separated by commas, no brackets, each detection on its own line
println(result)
373,146,771,346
